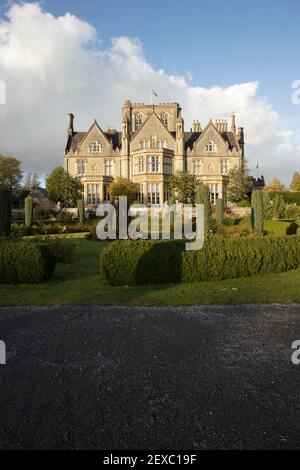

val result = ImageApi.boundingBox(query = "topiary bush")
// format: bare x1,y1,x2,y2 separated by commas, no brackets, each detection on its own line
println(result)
78,199,85,224
216,198,224,225
195,184,213,235
0,241,56,284
100,236,300,286
182,236,300,282
25,196,33,227
0,189,11,236
33,237,75,264
272,194,286,219
251,190,264,232
100,239,185,286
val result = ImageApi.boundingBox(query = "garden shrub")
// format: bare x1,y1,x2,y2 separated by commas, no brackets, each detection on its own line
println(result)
11,221,96,236
285,205,300,220
286,222,299,235
25,196,33,227
195,184,213,235
100,236,300,286
272,194,286,219
78,199,85,224
100,239,185,286
269,191,300,206
237,199,250,207
0,189,11,236
251,190,264,232
33,237,75,264
216,198,224,225
223,217,238,227
0,241,56,283
182,236,300,282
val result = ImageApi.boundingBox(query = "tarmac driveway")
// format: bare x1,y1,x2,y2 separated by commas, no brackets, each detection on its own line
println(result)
0,304,300,449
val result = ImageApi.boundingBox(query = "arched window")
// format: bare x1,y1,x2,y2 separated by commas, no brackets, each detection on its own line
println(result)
161,112,168,127
206,141,217,153
135,113,143,130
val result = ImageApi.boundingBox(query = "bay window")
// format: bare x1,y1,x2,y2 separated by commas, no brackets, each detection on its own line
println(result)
147,155,160,173
148,183,160,204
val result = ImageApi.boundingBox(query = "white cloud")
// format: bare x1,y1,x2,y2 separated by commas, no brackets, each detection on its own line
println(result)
0,2,298,183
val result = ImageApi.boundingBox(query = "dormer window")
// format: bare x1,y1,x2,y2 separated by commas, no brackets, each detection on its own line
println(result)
135,113,143,130
206,141,217,153
161,113,168,127
89,141,101,153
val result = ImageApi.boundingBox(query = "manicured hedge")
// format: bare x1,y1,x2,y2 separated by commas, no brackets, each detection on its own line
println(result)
100,239,185,286
0,241,56,284
11,222,95,236
182,236,300,282
269,192,300,206
100,236,300,286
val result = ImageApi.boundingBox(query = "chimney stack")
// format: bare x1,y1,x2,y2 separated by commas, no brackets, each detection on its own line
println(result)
215,119,227,133
231,112,236,134
237,127,245,157
67,113,74,137
192,120,202,132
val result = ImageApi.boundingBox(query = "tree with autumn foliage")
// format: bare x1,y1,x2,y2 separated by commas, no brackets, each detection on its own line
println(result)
290,172,300,192
265,177,286,192
108,178,139,205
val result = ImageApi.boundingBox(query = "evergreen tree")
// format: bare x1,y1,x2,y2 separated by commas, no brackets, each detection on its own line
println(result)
25,196,33,227
216,198,224,225
272,194,286,219
0,188,11,236
77,199,85,224
196,184,212,235
251,190,264,232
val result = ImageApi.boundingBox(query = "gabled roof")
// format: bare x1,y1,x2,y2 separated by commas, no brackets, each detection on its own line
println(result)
65,118,240,153
190,120,240,152
66,129,122,152
130,110,176,143
79,120,112,147
221,131,239,151
184,131,201,150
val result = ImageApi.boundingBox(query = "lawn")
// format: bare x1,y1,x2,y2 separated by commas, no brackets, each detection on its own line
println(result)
1,233,300,307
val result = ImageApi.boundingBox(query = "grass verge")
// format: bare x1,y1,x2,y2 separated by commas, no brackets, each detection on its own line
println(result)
1,234,300,307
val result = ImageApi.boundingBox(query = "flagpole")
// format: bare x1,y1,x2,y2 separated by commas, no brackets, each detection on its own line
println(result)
151,88,153,105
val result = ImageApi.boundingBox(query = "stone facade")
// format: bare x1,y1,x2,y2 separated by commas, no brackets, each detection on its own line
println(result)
64,100,245,208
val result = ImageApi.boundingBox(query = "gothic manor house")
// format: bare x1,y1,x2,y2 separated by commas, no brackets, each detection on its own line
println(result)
64,101,245,207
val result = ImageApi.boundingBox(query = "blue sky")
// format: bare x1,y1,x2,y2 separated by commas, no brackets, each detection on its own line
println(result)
0,0,299,182
41,0,300,117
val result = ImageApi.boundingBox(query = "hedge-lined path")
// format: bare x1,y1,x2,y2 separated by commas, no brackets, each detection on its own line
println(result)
0,304,300,449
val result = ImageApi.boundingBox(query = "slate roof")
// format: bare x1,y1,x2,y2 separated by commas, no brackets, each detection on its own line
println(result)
66,129,239,152
65,131,122,152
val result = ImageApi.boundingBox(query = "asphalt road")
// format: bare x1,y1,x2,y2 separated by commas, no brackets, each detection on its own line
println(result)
0,304,300,450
